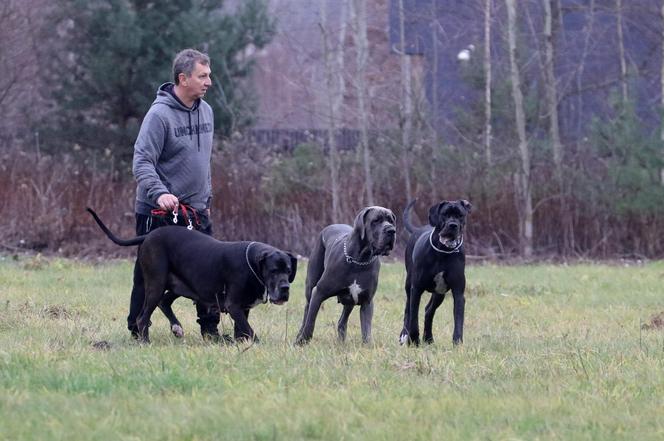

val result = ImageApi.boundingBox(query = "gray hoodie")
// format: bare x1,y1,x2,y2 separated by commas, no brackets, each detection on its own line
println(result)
133,82,214,215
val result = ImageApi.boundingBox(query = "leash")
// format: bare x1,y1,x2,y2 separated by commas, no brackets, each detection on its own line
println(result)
150,203,201,230
343,239,378,266
428,229,463,254
245,242,268,304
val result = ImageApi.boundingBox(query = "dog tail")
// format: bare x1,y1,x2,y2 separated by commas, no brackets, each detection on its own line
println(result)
86,208,146,247
403,199,418,234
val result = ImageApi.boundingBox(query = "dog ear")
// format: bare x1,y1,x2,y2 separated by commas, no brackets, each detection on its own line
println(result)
256,251,269,275
386,208,397,226
460,200,472,213
353,207,371,241
428,202,447,227
287,252,298,283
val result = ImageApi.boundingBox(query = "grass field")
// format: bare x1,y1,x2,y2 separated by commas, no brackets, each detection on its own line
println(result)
1,255,663,440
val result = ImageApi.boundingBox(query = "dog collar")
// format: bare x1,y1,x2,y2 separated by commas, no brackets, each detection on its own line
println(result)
343,240,378,266
428,230,463,254
245,242,268,303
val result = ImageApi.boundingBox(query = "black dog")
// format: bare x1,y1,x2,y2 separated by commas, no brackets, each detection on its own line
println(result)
399,199,471,346
87,208,297,343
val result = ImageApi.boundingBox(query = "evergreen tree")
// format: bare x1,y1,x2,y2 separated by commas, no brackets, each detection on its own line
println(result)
40,0,274,159
590,95,664,217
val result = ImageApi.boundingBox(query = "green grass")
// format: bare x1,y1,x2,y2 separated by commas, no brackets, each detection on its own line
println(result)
1,255,663,440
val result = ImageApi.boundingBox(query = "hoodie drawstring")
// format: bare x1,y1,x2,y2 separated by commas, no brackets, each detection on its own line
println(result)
187,108,201,151
159,83,203,152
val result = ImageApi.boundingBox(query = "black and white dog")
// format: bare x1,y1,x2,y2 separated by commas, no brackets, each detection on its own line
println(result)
399,199,472,346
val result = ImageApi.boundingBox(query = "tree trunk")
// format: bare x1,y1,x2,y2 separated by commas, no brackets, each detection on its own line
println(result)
543,0,571,254
319,0,348,222
483,0,493,167
430,0,441,197
617,0,628,103
350,0,374,206
506,0,533,258
399,0,413,202
543,0,562,173
576,0,595,137
660,0,664,184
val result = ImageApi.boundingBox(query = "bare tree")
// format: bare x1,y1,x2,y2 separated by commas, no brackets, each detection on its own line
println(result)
0,2,20,108
319,0,348,221
661,0,664,184
483,0,493,167
506,0,533,258
575,0,595,138
398,0,414,202
617,0,628,103
0,1,37,140
428,0,442,196
543,0,563,176
543,0,572,253
349,0,374,205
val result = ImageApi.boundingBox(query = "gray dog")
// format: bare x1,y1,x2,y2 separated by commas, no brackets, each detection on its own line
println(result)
399,199,472,346
295,206,396,345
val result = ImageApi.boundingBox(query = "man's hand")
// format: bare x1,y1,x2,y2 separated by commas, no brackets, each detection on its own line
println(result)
157,193,179,211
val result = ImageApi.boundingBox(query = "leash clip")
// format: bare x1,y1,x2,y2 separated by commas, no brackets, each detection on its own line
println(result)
172,209,178,224
187,219,193,230
346,255,352,263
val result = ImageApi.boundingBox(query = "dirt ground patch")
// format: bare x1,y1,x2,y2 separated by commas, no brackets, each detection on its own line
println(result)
642,311,664,330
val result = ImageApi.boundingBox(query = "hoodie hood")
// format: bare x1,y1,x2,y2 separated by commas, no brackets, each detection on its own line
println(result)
155,82,201,112
154,82,203,148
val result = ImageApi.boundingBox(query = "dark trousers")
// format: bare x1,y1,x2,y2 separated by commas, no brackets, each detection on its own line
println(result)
128,210,221,337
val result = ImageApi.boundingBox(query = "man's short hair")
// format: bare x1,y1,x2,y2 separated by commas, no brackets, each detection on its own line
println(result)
172,49,210,85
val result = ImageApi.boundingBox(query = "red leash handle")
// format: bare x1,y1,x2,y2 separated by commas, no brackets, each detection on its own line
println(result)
150,203,201,229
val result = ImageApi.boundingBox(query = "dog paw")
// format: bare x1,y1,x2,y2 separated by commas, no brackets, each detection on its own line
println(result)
171,324,184,338
424,335,434,344
234,333,258,344
399,330,420,346
128,323,140,339
201,332,220,343
294,335,310,346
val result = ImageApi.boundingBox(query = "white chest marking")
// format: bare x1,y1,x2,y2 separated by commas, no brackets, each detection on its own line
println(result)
349,280,362,304
433,272,447,294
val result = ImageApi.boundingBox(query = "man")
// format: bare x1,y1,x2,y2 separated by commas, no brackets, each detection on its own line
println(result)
130,48,220,339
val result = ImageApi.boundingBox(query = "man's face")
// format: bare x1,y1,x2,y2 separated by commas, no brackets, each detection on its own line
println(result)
180,62,212,100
